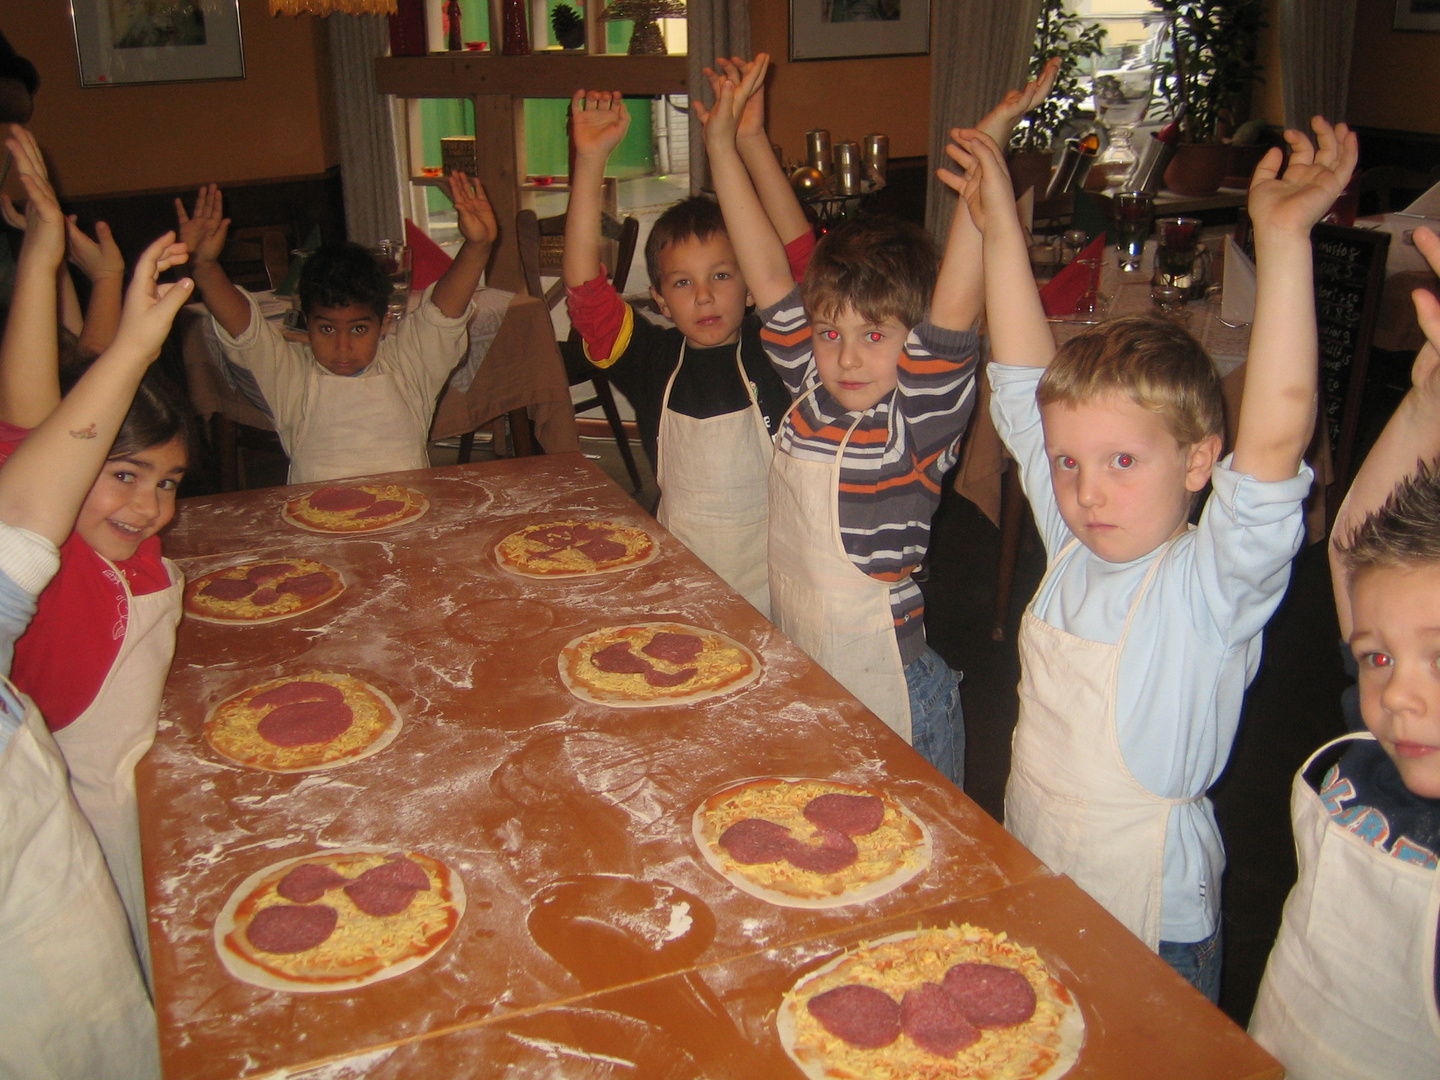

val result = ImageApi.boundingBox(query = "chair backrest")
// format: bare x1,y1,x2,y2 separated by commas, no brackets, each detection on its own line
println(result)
220,224,293,292
515,208,640,312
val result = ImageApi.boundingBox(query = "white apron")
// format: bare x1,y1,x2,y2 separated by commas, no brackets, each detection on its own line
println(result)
1004,539,1199,950
768,392,911,741
1250,733,1440,1080
0,680,159,1080
287,368,428,484
53,559,183,985
655,343,774,616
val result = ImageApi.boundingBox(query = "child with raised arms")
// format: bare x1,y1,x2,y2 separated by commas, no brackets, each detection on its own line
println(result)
952,118,1356,997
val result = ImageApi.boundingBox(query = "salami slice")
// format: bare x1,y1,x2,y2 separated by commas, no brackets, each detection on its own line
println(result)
344,879,420,917
281,572,336,598
248,680,345,711
245,904,338,954
355,499,405,519
642,632,704,664
575,537,629,563
531,525,577,550
568,523,615,542
806,984,902,1049
899,982,981,1057
257,700,354,747
802,793,885,837
941,963,1037,1028
358,855,431,892
784,828,859,874
590,642,654,674
246,562,295,584
309,486,376,512
204,577,257,601
249,587,281,607
276,862,348,903
718,818,794,864
643,666,696,687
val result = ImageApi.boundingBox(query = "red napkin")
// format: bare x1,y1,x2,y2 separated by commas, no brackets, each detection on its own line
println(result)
405,218,453,291
1040,233,1107,318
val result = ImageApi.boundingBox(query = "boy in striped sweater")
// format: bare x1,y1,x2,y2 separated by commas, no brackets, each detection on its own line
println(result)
700,56,1055,786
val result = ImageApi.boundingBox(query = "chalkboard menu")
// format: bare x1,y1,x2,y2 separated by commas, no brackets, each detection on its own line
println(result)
1311,223,1391,490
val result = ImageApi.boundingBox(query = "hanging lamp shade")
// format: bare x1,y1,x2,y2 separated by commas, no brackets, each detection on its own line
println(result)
599,0,686,55
269,0,397,15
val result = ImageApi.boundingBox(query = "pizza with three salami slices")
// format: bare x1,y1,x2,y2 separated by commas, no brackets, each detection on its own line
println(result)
215,848,464,993
557,621,760,708
495,519,657,578
204,673,402,772
283,484,429,534
184,558,345,625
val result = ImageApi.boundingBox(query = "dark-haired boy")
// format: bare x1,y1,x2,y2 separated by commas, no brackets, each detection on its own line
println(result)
178,174,496,483
563,66,813,615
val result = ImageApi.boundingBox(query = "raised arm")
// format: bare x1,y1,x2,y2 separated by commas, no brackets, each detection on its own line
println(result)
563,90,630,290
697,57,794,310
67,217,124,356
430,170,496,317
0,233,191,545
975,57,1060,151
0,194,86,340
1233,118,1358,483
0,125,65,427
943,130,1053,367
706,55,810,247
176,183,250,337
1330,224,1440,637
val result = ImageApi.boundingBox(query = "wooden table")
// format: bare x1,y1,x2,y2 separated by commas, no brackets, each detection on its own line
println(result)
146,455,1281,1079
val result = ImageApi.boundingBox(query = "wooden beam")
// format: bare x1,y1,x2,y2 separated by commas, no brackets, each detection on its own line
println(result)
471,93,526,293
374,54,688,99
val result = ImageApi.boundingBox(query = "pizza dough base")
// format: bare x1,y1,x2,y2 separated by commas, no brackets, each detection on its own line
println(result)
214,847,465,994
203,675,404,773
776,927,1085,1080
184,559,346,626
691,777,932,909
558,622,762,708
494,519,658,579
282,487,431,535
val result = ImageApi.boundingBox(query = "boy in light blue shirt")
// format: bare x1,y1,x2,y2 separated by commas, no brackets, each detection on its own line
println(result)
947,117,1357,999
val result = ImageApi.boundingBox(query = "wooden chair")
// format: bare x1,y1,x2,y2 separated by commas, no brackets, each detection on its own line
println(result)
219,225,293,292
515,206,644,492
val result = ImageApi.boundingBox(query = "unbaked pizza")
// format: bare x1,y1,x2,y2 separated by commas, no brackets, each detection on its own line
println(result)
215,848,465,993
692,778,931,908
283,484,430,534
778,924,1084,1080
495,519,657,579
184,558,345,625
557,621,761,708
204,673,403,773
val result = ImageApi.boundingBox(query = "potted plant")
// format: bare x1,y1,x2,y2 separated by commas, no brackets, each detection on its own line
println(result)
1009,0,1107,196
1152,0,1265,195
551,3,585,50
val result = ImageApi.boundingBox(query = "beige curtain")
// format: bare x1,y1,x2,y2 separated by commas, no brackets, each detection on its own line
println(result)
687,0,750,193
926,0,1042,238
328,14,407,245
1278,0,1357,130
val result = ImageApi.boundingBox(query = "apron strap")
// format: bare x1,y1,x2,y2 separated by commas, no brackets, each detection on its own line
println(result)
1302,731,1377,775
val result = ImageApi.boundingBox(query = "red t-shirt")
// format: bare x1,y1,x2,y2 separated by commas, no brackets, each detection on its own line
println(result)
0,424,173,730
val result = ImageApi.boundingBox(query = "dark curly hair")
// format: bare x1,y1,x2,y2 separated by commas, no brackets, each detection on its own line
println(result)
298,242,391,321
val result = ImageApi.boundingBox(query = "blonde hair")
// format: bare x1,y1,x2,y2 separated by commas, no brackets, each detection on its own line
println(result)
1037,314,1225,446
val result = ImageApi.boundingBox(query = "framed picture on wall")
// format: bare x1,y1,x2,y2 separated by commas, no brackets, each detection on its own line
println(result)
1394,0,1440,30
790,0,930,61
69,0,246,87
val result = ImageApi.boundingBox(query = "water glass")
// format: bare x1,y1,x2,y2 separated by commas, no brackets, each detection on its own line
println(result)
1154,218,1209,300
1074,257,1104,316
1028,234,1062,282
1112,191,1154,272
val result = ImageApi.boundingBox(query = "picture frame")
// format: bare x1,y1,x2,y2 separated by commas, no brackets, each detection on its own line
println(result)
1394,0,1440,31
789,0,930,62
69,0,245,87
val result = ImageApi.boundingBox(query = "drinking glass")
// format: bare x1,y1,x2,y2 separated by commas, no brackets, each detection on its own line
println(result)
1112,190,1155,272
1086,15,1171,191
1154,217,1203,299
1074,257,1104,316
373,239,412,323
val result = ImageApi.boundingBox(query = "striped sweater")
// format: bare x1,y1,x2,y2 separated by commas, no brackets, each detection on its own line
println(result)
759,286,979,662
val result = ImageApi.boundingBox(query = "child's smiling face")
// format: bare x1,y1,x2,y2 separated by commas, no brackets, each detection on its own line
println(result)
75,436,188,563
1349,561,1440,798
306,302,384,377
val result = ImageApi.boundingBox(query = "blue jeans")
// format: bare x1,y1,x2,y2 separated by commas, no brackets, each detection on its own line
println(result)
904,646,964,788
1159,925,1222,1003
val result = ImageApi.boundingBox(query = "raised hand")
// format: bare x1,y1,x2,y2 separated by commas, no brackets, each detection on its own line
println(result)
1248,117,1358,238
174,183,230,264
446,170,498,248
111,232,192,360
704,55,769,142
570,89,630,159
976,56,1060,149
1409,226,1440,407
4,126,64,267
65,217,124,284
695,52,769,150
937,129,1014,235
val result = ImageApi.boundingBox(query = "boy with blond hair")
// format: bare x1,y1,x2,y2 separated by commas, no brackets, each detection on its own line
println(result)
951,118,1356,997
702,55,1057,786
1248,225,1440,1078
